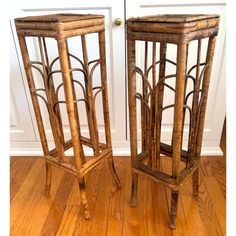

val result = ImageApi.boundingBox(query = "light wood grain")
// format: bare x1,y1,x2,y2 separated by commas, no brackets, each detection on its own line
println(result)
10,157,36,202
10,153,225,235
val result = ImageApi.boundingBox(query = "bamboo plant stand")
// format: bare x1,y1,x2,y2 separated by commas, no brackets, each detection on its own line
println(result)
126,14,220,228
15,13,121,219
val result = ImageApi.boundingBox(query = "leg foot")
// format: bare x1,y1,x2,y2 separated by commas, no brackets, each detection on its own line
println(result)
130,173,138,207
78,178,91,219
193,167,199,198
169,190,179,229
108,155,121,189
44,162,52,198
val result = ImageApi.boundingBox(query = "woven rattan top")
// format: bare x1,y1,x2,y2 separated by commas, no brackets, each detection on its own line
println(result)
15,13,104,23
15,13,105,38
127,14,219,23
126,14,220,39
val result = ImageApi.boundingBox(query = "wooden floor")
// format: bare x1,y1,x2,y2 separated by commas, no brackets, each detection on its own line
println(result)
11,125,226,236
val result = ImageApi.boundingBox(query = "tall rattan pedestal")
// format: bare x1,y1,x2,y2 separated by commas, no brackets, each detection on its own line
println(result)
126,14,219,228
15,14,120,219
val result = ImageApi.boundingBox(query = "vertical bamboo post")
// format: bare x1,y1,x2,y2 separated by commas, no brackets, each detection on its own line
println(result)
169,190,179,229
188,40,202,197
188,40,202,167
45,162,52,197
43,37,65,145
57,37,90,219
81,35,100,157
17,36,51,196
127,38,138,207
155,42,167,170
193,36,216,197
169,43,187,228
98,30,121,188
151,42,157,171
57,38,85,168
192,167,199,197
65,40,86,163
98,31,112,148
38,37,65,162
172,43,188,178
180,43,189,149
141,41,148,155
195,36,216,156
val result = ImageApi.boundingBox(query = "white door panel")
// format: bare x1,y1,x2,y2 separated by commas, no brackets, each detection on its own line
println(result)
10,0,126,152
126,0,226,154
10,24,36,142
10,0,225,155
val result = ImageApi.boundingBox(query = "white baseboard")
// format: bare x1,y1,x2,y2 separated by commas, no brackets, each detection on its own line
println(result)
10,146,223,156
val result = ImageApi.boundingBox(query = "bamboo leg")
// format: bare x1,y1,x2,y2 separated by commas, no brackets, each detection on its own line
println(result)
108,154,121,189
180,43,189,149
171,44,189,150
156,42,167,170
130,173,138,207
188,40,201,167
192,167,199,198
38,37,65,162
169,190,179,229
141,41,148,154
127,37,138,206
148,94,153,168
43,37,65,145
143,42,150,167
98,30,121,189
65,40,86,164
39,38,59,193
18,36,51,196
147,106,152,168
195,37,217,157
78,177,90,219
57,38,89,219
81,35,100,157
172,43,188,178
151,42,157,171
44,161,52,198
17,36,49,155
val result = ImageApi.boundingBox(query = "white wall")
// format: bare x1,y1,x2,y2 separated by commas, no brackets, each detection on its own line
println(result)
10,0,226,156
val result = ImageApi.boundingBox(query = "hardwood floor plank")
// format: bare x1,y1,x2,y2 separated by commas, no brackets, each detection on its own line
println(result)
151,182,172,236
56,179,82,236
203,176,226,235
165,187,190,236
196,171,224,236
138,176,152,236
161,158,190,236
107,219,123,236
200,157,213,177
10,159,44,231
180,178,208,236
106,158,126,236
146,180,158,236
10,157,36,202
71,161,103,235
10,155,226,236
39,172,74,236
56,205,80,236
25,166,65,235
200,157,226,200
89,160,113,236
122,159,140,236
149,158,173,235
11,159,45,235
210,160,226,200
